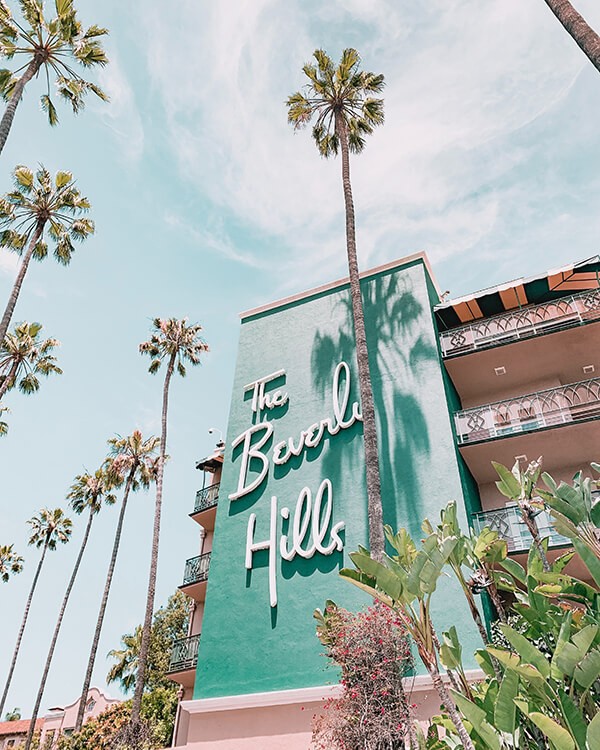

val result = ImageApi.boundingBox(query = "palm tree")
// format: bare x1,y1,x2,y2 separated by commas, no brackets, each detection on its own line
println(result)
0,0,108,154
0,507,72,716
0,543,23,582
0,404,7,434
130,319,208,726
24,468,117,750
107,625,142,694
74,431,160,733
0,165,94,345
287,49,386,559
0,321,61,402
543,1,600,73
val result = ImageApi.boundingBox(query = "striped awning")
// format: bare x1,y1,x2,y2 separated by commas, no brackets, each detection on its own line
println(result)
435,256,600,330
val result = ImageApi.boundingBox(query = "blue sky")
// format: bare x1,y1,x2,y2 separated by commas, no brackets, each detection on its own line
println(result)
1,0,600,716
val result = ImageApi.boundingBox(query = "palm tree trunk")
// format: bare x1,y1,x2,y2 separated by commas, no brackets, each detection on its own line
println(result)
428,664,475,750
521,508,550,572
543,0,600,73
0,58,40,157
0,222,44,345
0,360,19,402
74,471,135,733
132,352,176,722
24,511,95,750
335,111,385,561
0,542,48,716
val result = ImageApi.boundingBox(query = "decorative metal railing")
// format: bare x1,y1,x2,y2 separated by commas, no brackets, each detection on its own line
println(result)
194,483,220,514
182,552,211,587
440,288,600,357
472,505,570,553
168,634,200,673
455,378,600,445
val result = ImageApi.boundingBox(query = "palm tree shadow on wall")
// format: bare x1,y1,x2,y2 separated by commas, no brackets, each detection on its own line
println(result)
311,272,437,541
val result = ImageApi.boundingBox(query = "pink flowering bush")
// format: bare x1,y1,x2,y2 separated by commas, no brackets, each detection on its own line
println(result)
312,601,413,750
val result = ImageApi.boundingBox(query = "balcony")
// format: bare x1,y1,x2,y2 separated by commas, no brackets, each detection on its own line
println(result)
472,505,570,553
167,634,200,686
440,289,600,357
191,483,220,530
179,552,211,601
455,378,600,446
194,483,220,513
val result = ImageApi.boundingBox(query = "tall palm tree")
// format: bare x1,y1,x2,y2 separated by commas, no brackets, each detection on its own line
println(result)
0,543,23,582
0,321,61,402
74,431,159,733
287,49,386,559
24,468,117,750
0,0,108,154
543,1,600,73
0,165,94,345
0,507,71,716
130,318,208,725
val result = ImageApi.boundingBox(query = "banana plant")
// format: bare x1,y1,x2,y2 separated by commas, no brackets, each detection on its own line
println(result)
493,459,550,572
340,526,477,750
538,465,600,586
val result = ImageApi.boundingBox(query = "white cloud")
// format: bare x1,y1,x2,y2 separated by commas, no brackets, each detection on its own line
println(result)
98,51,144,162
141,0,600,289
0,250,18,278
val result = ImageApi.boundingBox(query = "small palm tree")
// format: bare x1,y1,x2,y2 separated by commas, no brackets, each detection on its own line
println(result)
0,321,61,402
543,1,600,74
74,431,160,733
0,0,108,154
287,49,386,559
24,468,117,750
0,165,94,345
4,707,20,721
0,543,23,582
107,626,142,694
130,319,208,725
0,507,72,716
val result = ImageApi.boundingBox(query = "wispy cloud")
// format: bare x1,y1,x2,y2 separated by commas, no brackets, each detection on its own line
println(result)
164,212,265,268
98,51,144,162
141,0,600,292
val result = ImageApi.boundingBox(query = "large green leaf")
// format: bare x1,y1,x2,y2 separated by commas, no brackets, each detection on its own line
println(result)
573,539,600,588
526,712,575,750
551,612,573,680
493,461,521,499
558,689,587,750
499,625,550,678
452,691,501,750
499,557,526,585
494,669,518,735
574,648,600,690
587,711,600,750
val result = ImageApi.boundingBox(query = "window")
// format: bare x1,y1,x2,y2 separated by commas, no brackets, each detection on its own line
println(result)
85,698,96,713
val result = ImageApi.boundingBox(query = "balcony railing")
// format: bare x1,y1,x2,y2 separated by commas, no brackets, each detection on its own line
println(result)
455,378,600,445
472,505,570,553
182,552,211,587
194,483,220,514
440,289,600,357
168,634,200,673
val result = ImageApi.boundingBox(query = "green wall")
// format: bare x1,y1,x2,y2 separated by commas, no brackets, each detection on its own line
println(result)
195,258,480,699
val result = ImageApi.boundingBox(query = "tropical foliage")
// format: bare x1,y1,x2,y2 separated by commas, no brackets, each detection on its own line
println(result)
0,165,94,345
0,321,61,402
0,0,108,154
0,543,23,581
287,48,386,559
312,601,414,750
340,460,600,749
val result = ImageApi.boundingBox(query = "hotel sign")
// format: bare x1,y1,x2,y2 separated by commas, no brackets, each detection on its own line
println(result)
228,362,361,607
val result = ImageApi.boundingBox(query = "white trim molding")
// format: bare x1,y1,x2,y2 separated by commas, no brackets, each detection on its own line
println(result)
180,670,485,715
